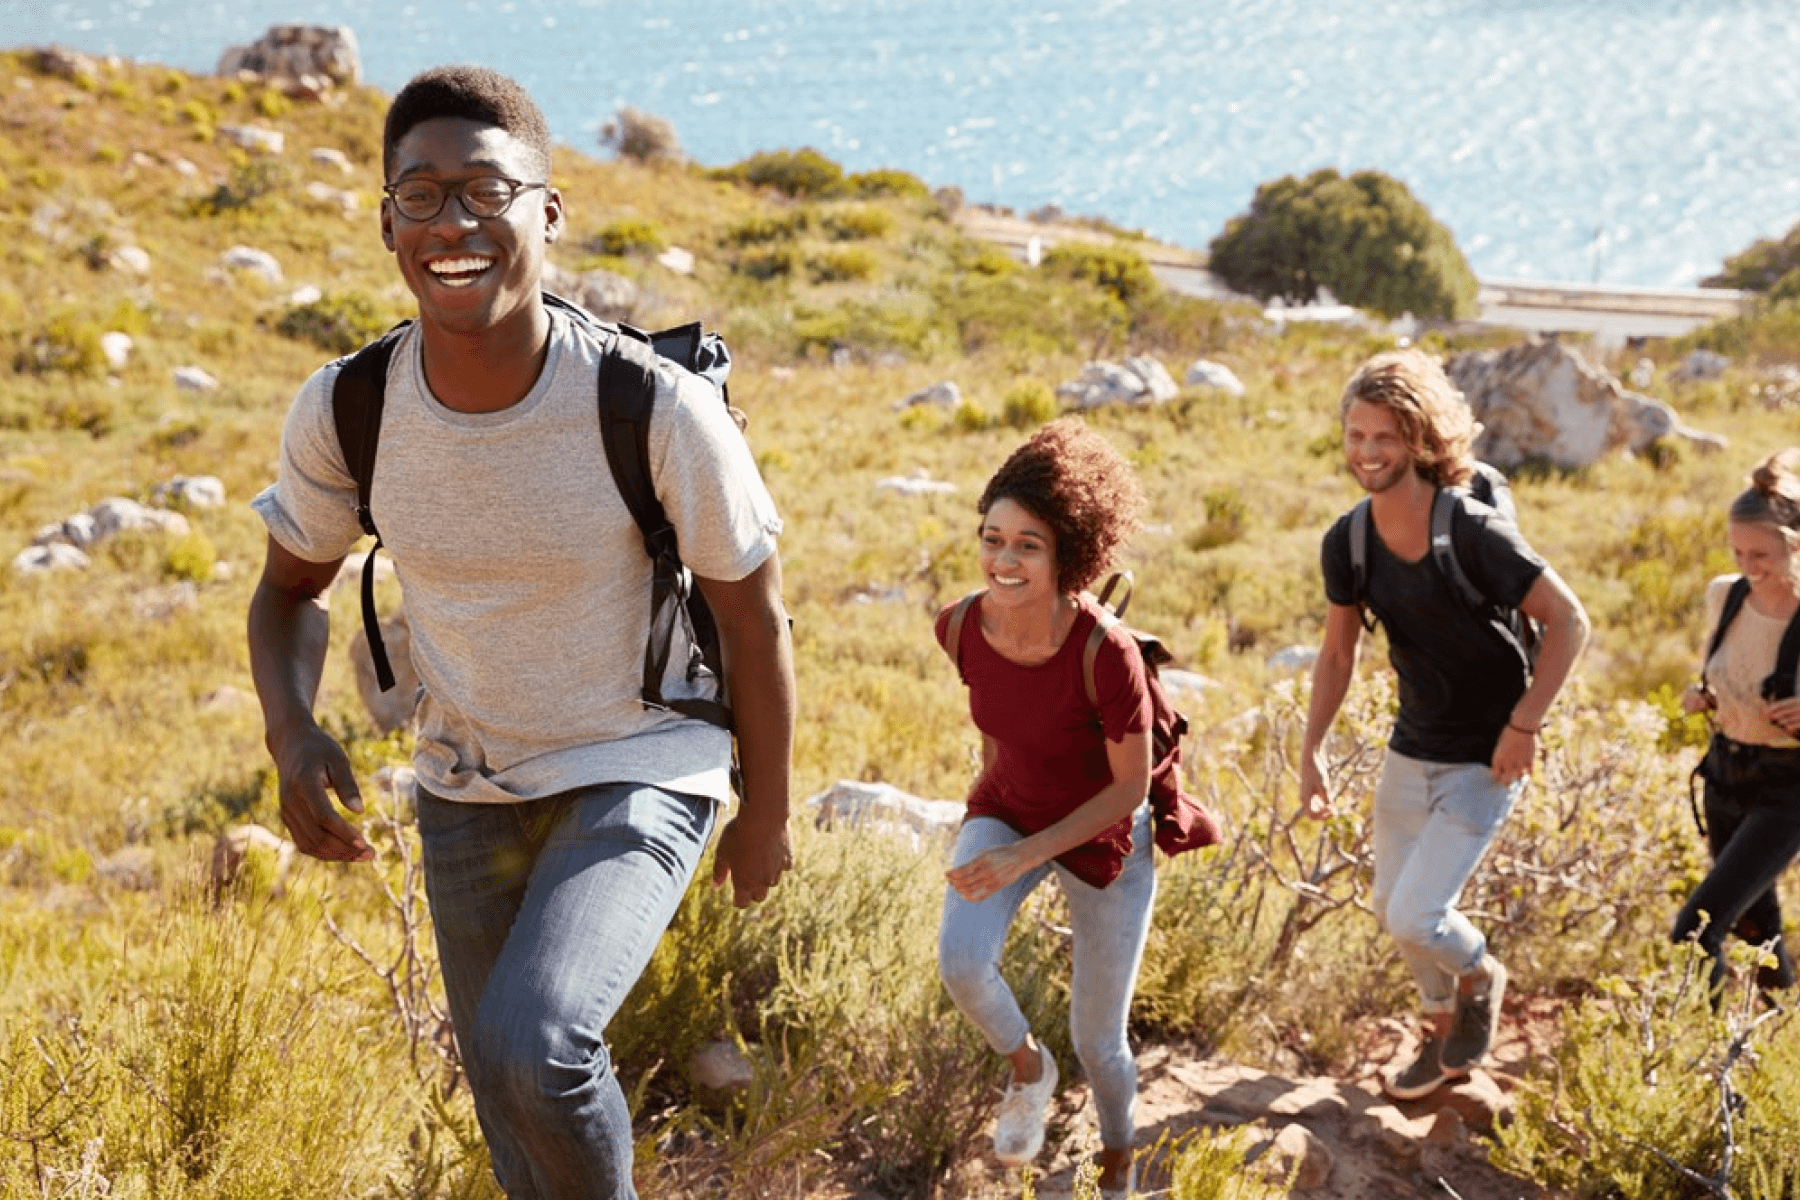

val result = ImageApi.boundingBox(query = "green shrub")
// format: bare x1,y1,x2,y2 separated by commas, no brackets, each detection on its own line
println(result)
1041,242,1159,309
722,210,810,247
162,529,217,584
952,399,989,432
715,147,844,198
1187,489,1250,550
839,168,932,202
599,106,684,165
14,313,106,376
807,247,879,283
821,206,895,241
735,246,801,281
1209,167,1478,319
1704,219,1800,294
200,159,290,213
1000,379,1058,428
273,291,392,355
591,217,667,257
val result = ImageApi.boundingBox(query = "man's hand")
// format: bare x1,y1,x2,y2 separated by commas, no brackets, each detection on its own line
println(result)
711,811,793,907
271,725,374,862
1299,748,1334,820
1490,724,1536,786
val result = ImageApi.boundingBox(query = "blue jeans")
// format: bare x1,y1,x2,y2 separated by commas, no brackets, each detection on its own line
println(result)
937,805,1156,1152
1371,752,1520,1014
418,783,717,1200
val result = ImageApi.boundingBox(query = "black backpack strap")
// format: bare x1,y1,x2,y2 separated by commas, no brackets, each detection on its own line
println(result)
1430,487,1489,613
596,332,733,730
1769,592,1800,701
329,324,410,692
1347,499,1378,633
1705,576,1753,668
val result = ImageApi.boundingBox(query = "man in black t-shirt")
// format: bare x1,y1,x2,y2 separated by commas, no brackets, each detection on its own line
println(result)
1299,349,1589,1100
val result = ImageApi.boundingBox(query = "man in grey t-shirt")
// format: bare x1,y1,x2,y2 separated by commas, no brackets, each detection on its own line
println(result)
246,66,794,1200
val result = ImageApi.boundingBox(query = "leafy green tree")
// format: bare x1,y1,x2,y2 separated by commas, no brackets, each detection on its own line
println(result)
1208,168,1478,319
1704,221,1800,302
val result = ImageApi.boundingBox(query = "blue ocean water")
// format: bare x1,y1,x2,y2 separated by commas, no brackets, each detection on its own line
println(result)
7,0,1798,287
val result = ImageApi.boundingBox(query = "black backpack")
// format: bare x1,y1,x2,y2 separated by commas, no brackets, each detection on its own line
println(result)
1348,461,1543,679
942,572,1221,859
329,291,738,731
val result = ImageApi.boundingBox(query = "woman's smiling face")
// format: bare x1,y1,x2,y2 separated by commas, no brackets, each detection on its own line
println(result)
1732,519,1797,594
980,497,1060,607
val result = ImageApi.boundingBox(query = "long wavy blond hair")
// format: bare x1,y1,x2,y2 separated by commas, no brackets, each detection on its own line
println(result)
1339,349,1477,488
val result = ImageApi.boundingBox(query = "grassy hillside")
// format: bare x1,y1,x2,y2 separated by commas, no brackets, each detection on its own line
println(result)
4,48,1800,1199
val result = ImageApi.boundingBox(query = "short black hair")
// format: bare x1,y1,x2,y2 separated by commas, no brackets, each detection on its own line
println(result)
383,65,553,181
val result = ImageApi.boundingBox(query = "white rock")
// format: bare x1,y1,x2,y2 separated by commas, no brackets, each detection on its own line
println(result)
1263,1122,1333,1191
1448,338,1726,470
690,1041,756,1091
1671,348,1731,384
221,244,283,285
1185,359,1247,397
334,550,397,592
286,284,323,307
215,24,362,91
374,765,418,819
100,331,133,370
13,544,90,575
91,497,189,541
217,124,285,155
33,512,98,548
874,469,957,497
108,245,151,274
174,366,219,393
1267,644,1320,674
805,780,963,849
1057,360,1153,409
1629,357,1656,389
351,609,420,734
1124,355,1179,402
209,824,295,898
893,380,962,411
311,146,353,173
171,157,200,179
656,245,696,275
153,475,226,508
304,181,358,214
130,582,199,621
1158,668,1217,701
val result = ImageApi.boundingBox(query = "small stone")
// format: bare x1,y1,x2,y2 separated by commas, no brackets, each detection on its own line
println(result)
174,366,219,393
153,475,226,509
210,824,294,898
893,380,961,411
13,543,90,575
101,331,133,369
1186,359,1247,396
689,1040,755,1091
95,847,157,891
221,245,283,285
311,146,353,173
108,245,151,274
1266,644,1319,674
130,582,199,621
656,245,695,275
1442,1070,1512,1132
1263,1122,1333,1190
874,469,957,497
200,685,252,712
217,124,285,155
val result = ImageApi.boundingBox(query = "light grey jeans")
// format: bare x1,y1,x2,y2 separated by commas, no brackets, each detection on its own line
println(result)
937,804,1155,1151
1371,751,1521,1014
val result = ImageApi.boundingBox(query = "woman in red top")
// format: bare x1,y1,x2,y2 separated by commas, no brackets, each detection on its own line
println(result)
935,419,1153,1199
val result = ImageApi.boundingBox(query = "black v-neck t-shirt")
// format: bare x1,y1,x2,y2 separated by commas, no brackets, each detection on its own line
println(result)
1321,497,1546,764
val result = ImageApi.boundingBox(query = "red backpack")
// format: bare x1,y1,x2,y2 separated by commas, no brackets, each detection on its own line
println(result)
943,572,1221,858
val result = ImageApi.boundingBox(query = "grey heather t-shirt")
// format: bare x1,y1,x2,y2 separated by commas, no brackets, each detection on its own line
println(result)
253,309,782,805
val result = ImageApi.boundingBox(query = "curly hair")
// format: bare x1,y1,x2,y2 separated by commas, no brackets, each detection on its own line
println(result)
383,65,553,181
977,417,1144,594
1339,349,1477,488
1730,448,1800,533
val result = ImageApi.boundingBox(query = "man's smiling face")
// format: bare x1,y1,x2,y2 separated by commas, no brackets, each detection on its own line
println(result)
380,116,562,338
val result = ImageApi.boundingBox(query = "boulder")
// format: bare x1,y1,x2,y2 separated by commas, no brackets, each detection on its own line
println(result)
13,543,90,576
304,181,359,215
215,24,361,94
1185,359,1247,397
1261,1122,1333,1190
1446,338,1725,470
221,245,283,284
805,780,962,848
874,469,956,497
217,125,285,156
34,512,98,549
894,380,961,411
209,824,295,898
656,246,696,275
1267,644,1319,674
90,497,189,541
1671,348,1730,384
1441,1070,1512,1132
33,46,99,81
174,366,220,393
107,245,151,275
1057,357,1178,409
542,262,636,322
310,146,353,174
101,331,133,370
350,609,420,734
153,475,226,509
690,1040,756,1091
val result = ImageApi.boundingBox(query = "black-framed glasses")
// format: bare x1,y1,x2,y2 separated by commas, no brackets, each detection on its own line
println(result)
382,175,548,221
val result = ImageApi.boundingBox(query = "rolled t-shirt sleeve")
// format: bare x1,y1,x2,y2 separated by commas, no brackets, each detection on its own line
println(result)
1455,507,1546,607
250,361,367,564
649,366,782,583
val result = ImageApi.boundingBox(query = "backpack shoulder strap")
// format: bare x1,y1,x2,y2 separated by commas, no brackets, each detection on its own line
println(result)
1707,576,1754,666
1082,605,1123,710
596,331,672,558
1347,499,1377,633
1431,487,1489,613
329,322,412,692
942,590,984,680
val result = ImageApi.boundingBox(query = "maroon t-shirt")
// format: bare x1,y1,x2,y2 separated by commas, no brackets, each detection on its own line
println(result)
934,592,1153,887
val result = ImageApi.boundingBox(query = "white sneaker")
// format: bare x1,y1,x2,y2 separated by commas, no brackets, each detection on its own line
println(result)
992,1040,1058,1166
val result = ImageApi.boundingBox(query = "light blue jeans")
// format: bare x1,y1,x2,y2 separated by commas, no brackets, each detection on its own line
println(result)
1371,752,1521,1014
417,783,716,1200
937,805,1156,1152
